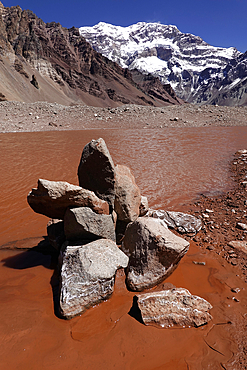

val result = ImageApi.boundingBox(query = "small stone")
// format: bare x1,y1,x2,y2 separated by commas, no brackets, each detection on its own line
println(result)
231,259,238,265
237,222,247,230
228,241,247,254
231,287,240,293
205,209,214,213
139,196,149,217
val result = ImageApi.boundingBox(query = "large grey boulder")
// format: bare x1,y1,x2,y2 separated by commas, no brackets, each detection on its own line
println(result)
136,288,213,328
64,207,116,242
147,209,202,234
59,239,129,319
114,164,141,223
122,217,189,291
77,138,115,211
27,179,109,219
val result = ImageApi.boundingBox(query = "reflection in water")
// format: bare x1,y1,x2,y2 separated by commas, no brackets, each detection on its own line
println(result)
0,127,247,244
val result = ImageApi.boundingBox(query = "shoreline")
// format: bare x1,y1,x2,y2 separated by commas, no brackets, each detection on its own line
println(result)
0,101,247,133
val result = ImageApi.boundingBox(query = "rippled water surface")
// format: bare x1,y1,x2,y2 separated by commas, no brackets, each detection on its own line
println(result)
1,127,247,244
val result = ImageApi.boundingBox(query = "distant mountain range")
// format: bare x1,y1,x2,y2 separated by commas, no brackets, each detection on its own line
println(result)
80,22,247,106
0,2,181,107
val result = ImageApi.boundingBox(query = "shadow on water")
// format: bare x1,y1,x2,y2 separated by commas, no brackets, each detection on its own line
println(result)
1,237,62,317
128,296,145,325
1,237,59,270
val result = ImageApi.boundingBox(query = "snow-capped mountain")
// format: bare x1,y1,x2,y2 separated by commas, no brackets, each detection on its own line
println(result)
79,22,247,105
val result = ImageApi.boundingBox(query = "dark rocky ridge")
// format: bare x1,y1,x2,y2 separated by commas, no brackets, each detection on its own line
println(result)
0,2,181,107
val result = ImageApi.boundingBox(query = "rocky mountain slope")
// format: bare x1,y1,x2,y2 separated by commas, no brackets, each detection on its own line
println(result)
0,3,181,107
79,22,247,106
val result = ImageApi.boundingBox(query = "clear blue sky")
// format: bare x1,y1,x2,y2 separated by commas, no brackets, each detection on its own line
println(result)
2,0,247,52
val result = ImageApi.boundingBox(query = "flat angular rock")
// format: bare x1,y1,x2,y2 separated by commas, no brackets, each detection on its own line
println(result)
27,179,109,219
136,288,213,328
122,217,189,291
77,138,115,211
139,196,149,216
147,209,202,234
114,164,141,222
64,207,116,242
59,239,129,319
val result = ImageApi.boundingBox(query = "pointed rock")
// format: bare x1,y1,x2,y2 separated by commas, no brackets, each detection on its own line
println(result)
27,179,109,219
59,239,129,319
114,164,141,223
122,217,189,291
77,138,115,211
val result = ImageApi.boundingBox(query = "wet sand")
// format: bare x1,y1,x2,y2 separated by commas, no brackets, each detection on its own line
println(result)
1,118,247,369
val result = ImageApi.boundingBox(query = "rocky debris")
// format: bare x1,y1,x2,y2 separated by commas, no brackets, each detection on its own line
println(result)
114,164,141,222
135,288,213,328
78,138,115,211
122,217,189,291
59,239,129,319
147,209,202,234
30,75,39,89
187,149,247,283
47,219,65,250
0,102,247,134
27,179,109,219
64,207,116,242
139,196,149,216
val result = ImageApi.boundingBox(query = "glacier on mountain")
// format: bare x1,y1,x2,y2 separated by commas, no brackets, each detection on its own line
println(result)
79,22,247,105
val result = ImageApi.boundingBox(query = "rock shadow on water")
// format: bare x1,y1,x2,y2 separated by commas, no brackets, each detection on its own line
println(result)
1,236,62,318
128,296,145,325
1,236,59,270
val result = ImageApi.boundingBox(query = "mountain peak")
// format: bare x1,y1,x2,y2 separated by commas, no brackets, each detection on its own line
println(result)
79,21,246,105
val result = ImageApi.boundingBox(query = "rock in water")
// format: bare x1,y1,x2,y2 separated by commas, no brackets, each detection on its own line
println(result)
147,209,202,234
59,239,129,319
64,207,116,242
27,179,109,219
77,138,115,211
114,164,141,223
136,288,213,328
122,217,189,291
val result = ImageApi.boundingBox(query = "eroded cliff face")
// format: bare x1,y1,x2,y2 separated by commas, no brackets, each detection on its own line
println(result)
0,3,181,106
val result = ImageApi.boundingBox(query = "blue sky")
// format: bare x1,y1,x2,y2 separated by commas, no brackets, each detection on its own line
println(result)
2,0,247,52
